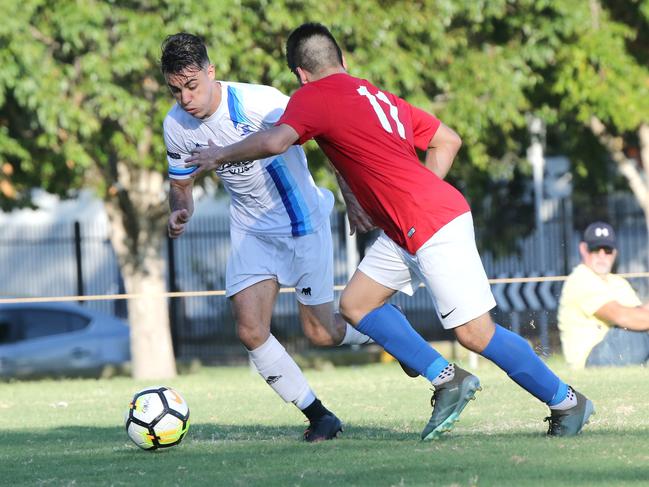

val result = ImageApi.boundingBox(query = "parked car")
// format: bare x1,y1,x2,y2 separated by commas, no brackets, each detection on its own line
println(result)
0,303,130,379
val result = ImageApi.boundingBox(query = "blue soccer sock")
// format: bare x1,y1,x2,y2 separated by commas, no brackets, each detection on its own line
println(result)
356,304,448,381
481,324,568,405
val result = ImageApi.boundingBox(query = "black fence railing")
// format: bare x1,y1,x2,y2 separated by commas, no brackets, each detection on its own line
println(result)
2,193,648,363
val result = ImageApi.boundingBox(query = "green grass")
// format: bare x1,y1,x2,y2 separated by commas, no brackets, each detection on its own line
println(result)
1,358,648,487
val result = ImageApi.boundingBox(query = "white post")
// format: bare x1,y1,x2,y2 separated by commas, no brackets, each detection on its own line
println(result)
344,215,359,280
528,117,546,270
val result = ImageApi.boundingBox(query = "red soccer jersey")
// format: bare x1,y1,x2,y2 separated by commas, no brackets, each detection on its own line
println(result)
278,73,469,254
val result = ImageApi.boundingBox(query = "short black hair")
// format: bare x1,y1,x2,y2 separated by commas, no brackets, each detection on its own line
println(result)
160,33,210,76
286,23,343,76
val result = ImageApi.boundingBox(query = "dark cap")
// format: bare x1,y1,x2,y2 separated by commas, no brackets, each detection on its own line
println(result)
583,221,616,250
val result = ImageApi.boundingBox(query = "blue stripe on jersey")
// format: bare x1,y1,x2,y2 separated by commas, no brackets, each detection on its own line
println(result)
266,158,312,236
168,166,198,176
227,86,252,129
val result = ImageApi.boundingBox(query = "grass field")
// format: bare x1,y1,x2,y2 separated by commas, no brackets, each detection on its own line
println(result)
1,358,648,487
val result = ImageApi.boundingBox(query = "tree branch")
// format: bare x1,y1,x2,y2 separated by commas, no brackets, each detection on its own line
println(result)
589,116,647,206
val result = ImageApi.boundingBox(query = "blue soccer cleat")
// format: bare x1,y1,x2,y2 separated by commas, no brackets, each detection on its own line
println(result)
421,366,481,440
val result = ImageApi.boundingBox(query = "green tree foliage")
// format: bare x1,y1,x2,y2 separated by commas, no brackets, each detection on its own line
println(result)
0,0,646,374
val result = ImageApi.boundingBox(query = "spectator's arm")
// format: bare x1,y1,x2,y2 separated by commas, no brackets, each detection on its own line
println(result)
595,301,649,331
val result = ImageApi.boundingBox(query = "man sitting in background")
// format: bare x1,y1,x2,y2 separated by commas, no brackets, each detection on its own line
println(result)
558,221,649,368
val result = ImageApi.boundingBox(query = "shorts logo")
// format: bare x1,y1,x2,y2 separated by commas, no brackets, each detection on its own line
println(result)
440,308,456,319
301,287,312,296
266,375,281,385
407,227,416,238
166,150,181,159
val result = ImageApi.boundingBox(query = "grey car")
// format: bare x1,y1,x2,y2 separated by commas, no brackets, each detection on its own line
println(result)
0,303,130,379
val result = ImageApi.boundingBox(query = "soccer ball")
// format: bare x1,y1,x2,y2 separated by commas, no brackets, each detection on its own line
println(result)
125,386,190,450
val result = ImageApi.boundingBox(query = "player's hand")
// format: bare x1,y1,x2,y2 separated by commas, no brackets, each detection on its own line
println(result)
185,139,222,177
168,209,191,238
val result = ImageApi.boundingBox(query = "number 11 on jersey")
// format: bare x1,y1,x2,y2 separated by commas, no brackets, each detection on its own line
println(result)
357,86,406,139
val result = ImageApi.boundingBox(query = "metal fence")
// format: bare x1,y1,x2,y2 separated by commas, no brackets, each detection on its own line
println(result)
2,193,648,363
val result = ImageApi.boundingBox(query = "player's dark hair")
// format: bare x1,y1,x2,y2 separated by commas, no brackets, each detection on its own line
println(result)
286,23,343,76
160,33,210,76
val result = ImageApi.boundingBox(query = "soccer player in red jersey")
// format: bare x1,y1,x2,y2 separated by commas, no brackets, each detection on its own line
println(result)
186,23,593,439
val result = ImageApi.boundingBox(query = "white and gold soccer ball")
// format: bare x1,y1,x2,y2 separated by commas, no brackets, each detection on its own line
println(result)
125,386,190,450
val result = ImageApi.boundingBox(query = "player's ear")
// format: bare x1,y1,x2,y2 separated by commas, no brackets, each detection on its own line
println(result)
342,54,348,71
207,64,215,81
296,66,309,85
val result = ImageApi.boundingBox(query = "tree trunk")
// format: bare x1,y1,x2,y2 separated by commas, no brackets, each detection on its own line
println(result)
105,163,176,380
120,249,176,380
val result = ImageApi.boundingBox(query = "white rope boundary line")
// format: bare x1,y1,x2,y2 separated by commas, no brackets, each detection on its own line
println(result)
2,272,649,304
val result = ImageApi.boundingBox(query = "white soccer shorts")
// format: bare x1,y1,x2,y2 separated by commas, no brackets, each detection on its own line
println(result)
358,211,496,329
226,221,334,305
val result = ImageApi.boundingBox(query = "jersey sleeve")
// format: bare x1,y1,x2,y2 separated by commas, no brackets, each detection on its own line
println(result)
163,118,197,180
276,86,326,145
245,85,290,130
409,104,442,151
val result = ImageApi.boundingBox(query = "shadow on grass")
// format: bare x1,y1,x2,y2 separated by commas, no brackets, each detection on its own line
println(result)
3,424,649,486
3,422,649,447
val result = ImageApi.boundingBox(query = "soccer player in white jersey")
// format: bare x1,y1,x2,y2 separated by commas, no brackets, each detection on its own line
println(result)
160,33,373,442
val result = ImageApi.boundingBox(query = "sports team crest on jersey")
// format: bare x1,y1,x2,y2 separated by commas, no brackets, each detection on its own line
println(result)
217,160,256,175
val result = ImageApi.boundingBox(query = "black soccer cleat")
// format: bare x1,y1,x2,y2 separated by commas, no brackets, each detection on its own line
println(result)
303,412,343,443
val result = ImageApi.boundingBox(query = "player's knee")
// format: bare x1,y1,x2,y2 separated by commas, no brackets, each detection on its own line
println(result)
338,297,363,326
454,327,479,351
454,313,495,352
338,296,354,325
236,322,269,350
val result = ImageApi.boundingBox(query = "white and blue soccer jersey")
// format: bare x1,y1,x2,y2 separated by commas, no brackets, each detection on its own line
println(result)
163,81,334,236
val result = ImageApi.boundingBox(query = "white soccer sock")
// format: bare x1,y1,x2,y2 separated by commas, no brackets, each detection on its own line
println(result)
431,363,455,387
549,386,577,410
248,334,315,410
339,323,374,346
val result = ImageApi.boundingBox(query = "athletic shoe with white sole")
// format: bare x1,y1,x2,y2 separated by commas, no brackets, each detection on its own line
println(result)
421,366,481,440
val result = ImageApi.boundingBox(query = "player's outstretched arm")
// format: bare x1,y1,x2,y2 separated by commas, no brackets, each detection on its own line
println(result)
424,123,462,179
168,178,194,239
185,124,300,178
